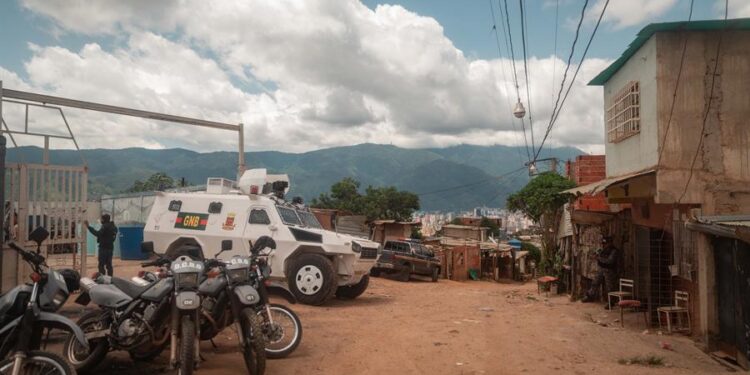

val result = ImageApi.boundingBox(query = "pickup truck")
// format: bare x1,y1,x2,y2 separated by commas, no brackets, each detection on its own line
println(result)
370,239,441,282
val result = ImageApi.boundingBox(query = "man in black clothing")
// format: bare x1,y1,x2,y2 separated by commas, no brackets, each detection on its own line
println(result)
85,214,118,276
582,236,619,305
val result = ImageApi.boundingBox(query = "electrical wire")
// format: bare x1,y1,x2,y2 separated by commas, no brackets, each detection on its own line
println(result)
677,0,728,204
656,0,695,167
540,0,588,159
519,0,536,153
534,0,609,161
485,168,526,205
548,0,559,160
501,0,533,163
416,166,526,196
488,0,527,164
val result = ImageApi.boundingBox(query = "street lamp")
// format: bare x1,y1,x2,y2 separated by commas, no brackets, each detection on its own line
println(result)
513,100,526,119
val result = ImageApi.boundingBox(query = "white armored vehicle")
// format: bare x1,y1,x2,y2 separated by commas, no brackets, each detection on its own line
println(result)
143,169,380,305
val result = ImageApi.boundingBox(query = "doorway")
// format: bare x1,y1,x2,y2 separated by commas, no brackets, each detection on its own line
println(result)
714,237,750,367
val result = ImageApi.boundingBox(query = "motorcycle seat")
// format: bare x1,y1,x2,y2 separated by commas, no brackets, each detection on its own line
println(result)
111,277,151,298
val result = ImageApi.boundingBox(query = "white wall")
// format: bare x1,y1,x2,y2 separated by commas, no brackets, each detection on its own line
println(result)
603,37,659,178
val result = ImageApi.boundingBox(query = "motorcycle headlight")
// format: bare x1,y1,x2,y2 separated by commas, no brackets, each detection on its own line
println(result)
52,290,67,309
352,242,362,253
227,268,249,283
176,273,199,289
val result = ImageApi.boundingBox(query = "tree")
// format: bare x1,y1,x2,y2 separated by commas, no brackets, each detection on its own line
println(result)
126,173,176,193
480,216,501,238
311,178,420,221
506,172,575,222
450,217,463,225
506,172,575,275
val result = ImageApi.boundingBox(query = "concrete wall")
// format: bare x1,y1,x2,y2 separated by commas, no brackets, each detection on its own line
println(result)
604,36,659,177
654,31,750,211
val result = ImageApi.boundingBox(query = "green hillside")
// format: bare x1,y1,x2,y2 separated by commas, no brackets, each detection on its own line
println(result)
6,144,584,211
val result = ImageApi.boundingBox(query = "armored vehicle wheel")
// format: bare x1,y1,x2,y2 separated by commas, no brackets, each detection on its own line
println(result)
370,268,381,277
431,267,439,282
289,253,337,305
335,274,369,300
398,267,410,282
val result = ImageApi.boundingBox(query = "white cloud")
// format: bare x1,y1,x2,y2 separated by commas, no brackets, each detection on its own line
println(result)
721,0,750,17
6,0,611,155
587,0,678,29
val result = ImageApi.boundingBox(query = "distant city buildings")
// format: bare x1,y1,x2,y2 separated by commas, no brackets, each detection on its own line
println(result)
414,207,533,237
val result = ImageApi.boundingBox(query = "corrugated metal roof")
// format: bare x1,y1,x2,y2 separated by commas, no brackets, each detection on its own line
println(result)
589,18,750,86
561,169,655,195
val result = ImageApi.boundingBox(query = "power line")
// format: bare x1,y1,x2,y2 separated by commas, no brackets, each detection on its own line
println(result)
677,0,728,204
416,166,526,196
549,0,559,159
534,0,588,162
535,0,609,161
488,0,526,164
485,168,526,205
656,0,695,167
519,0,536,153
501,0,532,163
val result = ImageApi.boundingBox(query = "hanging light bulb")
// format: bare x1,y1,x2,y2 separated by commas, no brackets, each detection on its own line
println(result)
513,100,526,119
528,162,538,175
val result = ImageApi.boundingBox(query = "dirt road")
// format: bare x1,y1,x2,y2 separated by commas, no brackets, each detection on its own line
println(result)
61,266,726,375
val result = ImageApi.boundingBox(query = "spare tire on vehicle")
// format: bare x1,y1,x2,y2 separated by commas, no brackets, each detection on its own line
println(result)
288,253,337,305
335,275,369,300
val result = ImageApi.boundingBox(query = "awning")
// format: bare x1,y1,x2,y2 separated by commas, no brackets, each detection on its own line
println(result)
687,215,750,244
561,169,656,196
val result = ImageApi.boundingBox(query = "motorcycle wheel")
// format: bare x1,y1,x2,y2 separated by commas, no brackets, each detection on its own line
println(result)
0,350,75,375
179,315,195,375
240,308,266,375
63,310,109,373
260,304,303,359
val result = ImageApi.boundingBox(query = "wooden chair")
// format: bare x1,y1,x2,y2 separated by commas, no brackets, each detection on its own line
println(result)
657,291,691,333
617,299,648,328
607,278,634,307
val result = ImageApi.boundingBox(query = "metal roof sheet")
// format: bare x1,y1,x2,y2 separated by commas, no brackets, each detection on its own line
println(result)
561,169,655,196
589,18,750,86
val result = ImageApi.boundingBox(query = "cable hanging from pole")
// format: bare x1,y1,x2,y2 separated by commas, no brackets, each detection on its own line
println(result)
534,0,610,161
501,0,532,164
519,0,535,154
488,0,526,164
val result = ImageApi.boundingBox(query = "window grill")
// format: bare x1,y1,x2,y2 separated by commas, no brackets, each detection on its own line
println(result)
607,81,640,143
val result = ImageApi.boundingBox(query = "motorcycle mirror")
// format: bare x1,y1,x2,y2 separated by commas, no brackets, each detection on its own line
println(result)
29,227,49,248
221,240,233,251
141,241,155,254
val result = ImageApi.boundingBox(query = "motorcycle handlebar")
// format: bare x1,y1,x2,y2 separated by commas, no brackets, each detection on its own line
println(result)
8,242,44,265
141,258,169,268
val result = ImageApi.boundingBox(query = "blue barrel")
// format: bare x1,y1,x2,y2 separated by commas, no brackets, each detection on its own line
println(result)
508,239,522,249
119,225,146,260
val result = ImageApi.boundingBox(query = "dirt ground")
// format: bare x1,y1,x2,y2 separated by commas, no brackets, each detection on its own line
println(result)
56,260,727,375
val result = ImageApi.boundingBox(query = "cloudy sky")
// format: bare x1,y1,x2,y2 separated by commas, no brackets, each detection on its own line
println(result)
0,0,743,155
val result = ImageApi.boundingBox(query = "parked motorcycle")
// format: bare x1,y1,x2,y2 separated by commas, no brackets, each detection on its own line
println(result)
63,253,174,373
249,242,302,359
169,253,206,375
0,227,87,375
199,237,301,362
200,239,267,374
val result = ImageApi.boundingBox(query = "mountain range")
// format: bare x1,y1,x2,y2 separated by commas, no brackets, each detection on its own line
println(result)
5,144,584,211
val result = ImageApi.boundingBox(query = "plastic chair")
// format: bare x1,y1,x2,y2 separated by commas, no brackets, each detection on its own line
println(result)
657,291,691,333
607,278,634,307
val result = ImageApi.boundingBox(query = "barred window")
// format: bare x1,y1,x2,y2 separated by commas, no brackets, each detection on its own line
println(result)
606,81,640,143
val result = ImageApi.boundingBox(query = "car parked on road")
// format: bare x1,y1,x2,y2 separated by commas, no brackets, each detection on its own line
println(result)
370,239,441,282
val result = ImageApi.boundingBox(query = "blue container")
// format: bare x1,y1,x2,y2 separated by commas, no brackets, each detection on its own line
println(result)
119,225,147,260
508,239,522,249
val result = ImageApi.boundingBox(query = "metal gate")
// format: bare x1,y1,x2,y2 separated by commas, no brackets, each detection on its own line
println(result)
3,163,87,290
